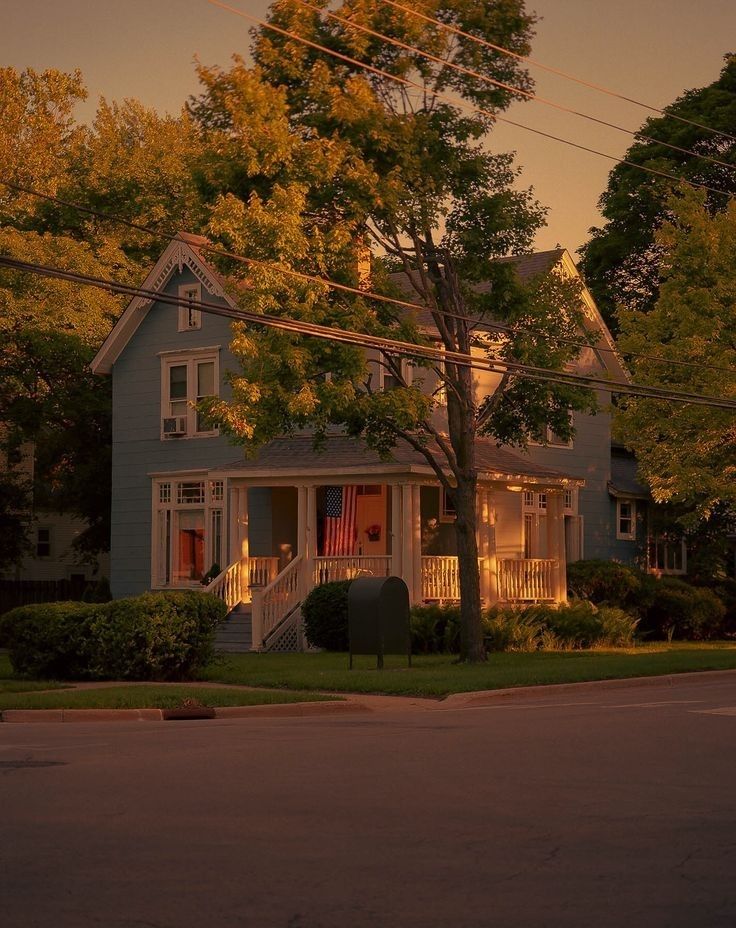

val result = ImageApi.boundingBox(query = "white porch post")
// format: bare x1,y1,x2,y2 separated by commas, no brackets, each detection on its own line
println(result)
306,485,317,595
232,487,249,603
546,491,567,603
390,484,402,578
400,483,415,601
479,489,497,605
412,485,422,602
297,485,308,594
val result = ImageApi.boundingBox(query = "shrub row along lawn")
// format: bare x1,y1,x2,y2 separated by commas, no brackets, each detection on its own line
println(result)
199,644,736,698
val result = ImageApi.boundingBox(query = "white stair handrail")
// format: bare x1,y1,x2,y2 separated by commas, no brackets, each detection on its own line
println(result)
204,560,243,612
251,554,304,650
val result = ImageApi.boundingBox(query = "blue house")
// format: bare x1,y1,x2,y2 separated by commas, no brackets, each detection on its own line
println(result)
92,236,652,650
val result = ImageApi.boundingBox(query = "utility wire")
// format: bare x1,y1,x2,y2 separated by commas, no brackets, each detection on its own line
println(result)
2,176,734,379
377,0,736,147
208,0,734,202
293,0,736,175
2,253,735,410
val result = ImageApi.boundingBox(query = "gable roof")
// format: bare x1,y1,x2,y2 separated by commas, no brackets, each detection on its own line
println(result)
90,233,237,375
388,248,628,385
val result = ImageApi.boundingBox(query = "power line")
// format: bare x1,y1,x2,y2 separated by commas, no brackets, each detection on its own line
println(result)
2,253,735,411
377,0,736,147
208,0,734,202
293,0,736,176
2,176,734,379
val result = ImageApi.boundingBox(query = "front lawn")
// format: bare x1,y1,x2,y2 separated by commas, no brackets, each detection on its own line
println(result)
0,684,338,711
200,643,736,698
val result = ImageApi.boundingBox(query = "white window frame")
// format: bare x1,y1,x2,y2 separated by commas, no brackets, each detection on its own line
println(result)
152,477,226,588
371,351,413,391
528,412,574,449
178,283,202,332
160,348,220,439
439,486,456,523
616,499,636,541
648,535,687,576
36,526,52,558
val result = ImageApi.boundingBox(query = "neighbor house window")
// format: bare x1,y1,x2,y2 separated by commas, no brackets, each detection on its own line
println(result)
440,487,457,523
648,535,686,575
36,527,51,558
178,283,202,331
153,478,224,587
616,499,636,540
160,349,219,438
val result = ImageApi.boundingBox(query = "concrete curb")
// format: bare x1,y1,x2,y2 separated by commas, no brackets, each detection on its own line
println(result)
439,668,736,709
0,700,370,724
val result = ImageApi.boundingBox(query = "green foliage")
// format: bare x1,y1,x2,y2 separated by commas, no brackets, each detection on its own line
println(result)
410,604,461,654
483,601,639,652
641,579,726,641
614,192,736,522
566,559,654,614
302,580,352,651
80,576,112,603
0,591,226,680
580,54,736,329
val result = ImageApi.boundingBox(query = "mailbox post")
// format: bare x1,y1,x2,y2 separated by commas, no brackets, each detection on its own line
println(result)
347,576,411,670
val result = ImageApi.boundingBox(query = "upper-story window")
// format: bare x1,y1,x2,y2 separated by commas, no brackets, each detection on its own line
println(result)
160,349,219,439
36,526,51,558
178,283,202,332
529,412,574,449
616,499,636,540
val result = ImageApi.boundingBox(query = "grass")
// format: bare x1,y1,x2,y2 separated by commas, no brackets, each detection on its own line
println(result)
200,642,736,698
0,685,338,711
3,643,735,707
0,652,335,710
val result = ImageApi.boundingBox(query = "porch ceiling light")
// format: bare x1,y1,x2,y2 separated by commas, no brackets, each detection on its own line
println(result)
506,484,523,492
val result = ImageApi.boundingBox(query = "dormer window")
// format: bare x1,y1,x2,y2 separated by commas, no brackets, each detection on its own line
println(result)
178,283,202,331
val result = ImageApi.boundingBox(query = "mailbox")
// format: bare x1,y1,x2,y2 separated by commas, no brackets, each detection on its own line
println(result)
347,576,411,669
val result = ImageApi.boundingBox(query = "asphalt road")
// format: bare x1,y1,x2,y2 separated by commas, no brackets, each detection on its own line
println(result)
2,674,735,928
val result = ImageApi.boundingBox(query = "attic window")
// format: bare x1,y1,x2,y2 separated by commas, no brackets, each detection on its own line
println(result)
178,283,202,331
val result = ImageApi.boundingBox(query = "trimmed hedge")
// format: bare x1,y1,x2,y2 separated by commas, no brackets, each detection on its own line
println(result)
0,591,227,680
302,580,352,651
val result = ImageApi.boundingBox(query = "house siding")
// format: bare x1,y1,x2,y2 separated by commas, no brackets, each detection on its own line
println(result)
109,266,262,598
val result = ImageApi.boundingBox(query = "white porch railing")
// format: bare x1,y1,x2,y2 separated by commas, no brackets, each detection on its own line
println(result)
204,561,244,612
313,555,392,585
422,556,463,602
252,554,304,648
498,558,557,602
204,556,280,610
249,556,280,589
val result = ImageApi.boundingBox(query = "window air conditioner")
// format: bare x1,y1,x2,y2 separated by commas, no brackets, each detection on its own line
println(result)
162,415,187,437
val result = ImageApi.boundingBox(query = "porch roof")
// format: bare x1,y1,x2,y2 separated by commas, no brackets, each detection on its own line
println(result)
208,433,582,487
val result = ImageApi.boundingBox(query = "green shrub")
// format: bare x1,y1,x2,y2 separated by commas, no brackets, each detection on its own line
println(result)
566,559,654,614
481,601,639,652
483,605,548,652
81,576,112,603
302,581,352,651
410,604,461,654
0,601,98,678
641,578,726,641
0,591,226,680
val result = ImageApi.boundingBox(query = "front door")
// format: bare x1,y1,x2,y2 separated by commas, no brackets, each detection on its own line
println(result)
355,485,387,555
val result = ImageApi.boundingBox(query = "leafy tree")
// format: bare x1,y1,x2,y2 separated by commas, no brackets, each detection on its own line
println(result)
579,54,736,330
192,1,596,662
615,191,736,526
0,68,211,561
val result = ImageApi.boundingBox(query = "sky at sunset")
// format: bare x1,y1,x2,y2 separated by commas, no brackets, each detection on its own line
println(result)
2,0,734,255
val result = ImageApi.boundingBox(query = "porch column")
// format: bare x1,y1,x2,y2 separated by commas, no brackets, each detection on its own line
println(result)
400,483,415,601
305,485,317,595
390,485,402,578
232,487,249,602
412,485,422,602
545,491,567,603
479,489,498,604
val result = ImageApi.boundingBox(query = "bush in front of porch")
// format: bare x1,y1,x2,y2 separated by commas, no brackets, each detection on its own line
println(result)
0,591,226,681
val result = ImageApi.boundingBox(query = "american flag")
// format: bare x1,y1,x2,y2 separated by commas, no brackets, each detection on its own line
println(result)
323,486,358,556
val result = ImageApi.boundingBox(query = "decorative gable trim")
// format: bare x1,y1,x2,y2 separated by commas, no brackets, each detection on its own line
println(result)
91,235,236,375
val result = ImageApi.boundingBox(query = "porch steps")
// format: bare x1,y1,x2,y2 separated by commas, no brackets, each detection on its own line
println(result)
215,603,253,653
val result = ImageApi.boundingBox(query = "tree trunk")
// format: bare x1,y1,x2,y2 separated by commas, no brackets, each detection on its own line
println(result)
454,475,486,662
